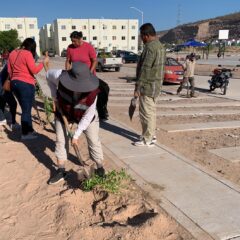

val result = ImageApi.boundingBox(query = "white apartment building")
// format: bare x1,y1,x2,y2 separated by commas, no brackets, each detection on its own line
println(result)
0,17,40,54
40,18,139,55
39,24,54,53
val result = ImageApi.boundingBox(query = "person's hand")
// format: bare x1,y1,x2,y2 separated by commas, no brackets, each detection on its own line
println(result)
72,138,78,146
43,56,50,71
134,90,139,98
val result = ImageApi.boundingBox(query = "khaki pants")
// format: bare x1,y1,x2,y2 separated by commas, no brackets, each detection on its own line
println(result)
55,112,103,168
177,77,195,96
139,95,156,142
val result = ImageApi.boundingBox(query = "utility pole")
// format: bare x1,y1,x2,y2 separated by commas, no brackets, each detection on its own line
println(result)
176,3,182,26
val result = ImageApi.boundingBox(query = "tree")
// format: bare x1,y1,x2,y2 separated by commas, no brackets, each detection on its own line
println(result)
0,29,21,52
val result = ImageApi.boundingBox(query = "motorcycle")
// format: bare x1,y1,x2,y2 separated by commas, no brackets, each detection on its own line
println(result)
208,66,232,95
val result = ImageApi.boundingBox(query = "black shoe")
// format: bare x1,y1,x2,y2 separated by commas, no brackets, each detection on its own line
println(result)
100,116,109,122
95,167,105,177
48,169,66,185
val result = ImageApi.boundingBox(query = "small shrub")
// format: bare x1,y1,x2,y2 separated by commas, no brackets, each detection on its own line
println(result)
43,97,54,123
82,169,130,194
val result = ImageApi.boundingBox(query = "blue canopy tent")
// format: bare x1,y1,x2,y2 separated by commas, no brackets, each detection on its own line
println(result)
178,39,207,47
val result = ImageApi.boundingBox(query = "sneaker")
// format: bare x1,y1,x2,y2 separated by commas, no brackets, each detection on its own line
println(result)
21,132,38,140
10,123,21,130
95,167,105,177
134,140,145,146
152,136,157,143
0,119,7,126
139,135,157,143
134,139,155,147
145,141,155,147
48,169,66,185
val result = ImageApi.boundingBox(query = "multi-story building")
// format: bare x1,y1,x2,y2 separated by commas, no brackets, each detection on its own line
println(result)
39,24,55,53
40,18,139,56
0,17,40,54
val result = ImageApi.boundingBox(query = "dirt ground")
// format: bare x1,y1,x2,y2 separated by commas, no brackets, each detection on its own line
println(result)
0,103,194,240
2,56,240,239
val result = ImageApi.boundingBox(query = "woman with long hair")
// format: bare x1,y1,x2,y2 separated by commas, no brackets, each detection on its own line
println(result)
8,38,48,140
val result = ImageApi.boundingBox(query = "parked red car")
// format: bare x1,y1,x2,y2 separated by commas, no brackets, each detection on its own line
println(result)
164,57,184,83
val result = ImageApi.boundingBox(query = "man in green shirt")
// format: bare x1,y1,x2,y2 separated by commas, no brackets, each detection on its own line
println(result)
133,23,165,147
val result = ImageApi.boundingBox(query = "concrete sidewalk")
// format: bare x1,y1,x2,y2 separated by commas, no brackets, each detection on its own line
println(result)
100,118,240,240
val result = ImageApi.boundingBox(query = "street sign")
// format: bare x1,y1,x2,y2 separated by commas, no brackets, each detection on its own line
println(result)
218,30,229,40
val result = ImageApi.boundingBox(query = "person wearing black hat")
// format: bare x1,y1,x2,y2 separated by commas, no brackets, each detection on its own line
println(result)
177,53,196,97
45,61,105,185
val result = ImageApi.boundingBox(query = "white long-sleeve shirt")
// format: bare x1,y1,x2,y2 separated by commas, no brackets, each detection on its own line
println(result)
46,69,97,139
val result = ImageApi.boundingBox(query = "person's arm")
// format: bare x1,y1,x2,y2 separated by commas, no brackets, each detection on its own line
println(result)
65,47,72,70
90,58,97,73
25,51,43,74
72,97,97,142
65,58,71,70
89,45,97,73
46,69,62,100
43,56,50,72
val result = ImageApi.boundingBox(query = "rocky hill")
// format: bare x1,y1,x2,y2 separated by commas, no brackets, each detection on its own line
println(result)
159,12,240,43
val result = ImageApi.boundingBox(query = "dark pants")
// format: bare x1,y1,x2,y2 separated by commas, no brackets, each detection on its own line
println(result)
97,79,109,119
177,77,195,96
11,80,35,135
0,92,17,124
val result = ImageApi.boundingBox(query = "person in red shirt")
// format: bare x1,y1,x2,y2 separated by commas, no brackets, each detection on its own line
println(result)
65,31,109,121
8,38,49,140
65,31,97,73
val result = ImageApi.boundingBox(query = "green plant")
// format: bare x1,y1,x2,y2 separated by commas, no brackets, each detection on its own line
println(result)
43,97,54,122
82,169,130,193
35,82,43,98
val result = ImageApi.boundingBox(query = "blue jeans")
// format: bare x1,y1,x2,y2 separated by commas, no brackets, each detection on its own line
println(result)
11,80,35,135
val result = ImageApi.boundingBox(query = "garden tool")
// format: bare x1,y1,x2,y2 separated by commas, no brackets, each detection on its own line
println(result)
60,113,96,181
128,97,137,121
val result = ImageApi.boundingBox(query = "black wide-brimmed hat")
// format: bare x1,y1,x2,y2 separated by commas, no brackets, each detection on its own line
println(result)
59,62,99,92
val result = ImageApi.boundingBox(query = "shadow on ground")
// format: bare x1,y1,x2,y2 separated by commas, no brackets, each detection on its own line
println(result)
100,120,139,142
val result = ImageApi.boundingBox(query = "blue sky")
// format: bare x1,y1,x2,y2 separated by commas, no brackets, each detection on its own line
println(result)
1,0,240,30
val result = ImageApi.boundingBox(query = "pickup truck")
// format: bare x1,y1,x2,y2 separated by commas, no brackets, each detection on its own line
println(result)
96,52,122,72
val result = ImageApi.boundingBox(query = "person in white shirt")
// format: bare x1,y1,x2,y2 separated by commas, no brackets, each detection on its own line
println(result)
45,61,104,185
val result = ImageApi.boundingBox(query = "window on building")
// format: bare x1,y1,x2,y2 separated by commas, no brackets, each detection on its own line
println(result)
112,36,116,40
131,36,136,40
131,46,135,50
17,24,23,29
62,37,67,41
122,36,126,40
103,25,107,30
132,26,136,29
103,36,107,40
112,25,117,30
122,25,126,30
72,25,76,30
29,24,34,29
61,25,66,30
93,36,97,40
92,25,95,30
83,25,87,30
5,24,10,30
83,37,87,40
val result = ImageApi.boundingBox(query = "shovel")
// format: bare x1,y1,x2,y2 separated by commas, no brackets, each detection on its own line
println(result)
128,97,137,121
60,113,96,181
